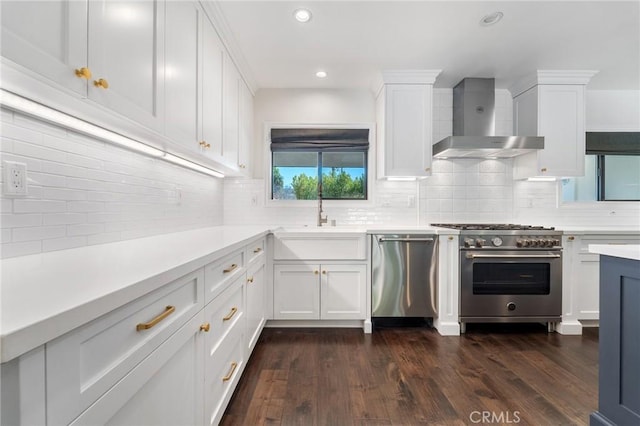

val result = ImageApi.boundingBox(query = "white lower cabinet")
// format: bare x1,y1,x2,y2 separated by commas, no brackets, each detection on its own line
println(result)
0,236,270,426
70,312,206,426
273,263,367,320
563,233,640,323
246,261,266,352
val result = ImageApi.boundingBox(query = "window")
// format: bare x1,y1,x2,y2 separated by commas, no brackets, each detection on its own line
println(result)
270,128,369,200
562,132,640,202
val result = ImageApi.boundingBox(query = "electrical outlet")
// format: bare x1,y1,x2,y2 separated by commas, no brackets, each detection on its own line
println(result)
3,161,28,196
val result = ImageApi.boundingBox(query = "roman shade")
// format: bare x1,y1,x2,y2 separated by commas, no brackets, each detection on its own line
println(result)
270,128,369,152
586,132,640,155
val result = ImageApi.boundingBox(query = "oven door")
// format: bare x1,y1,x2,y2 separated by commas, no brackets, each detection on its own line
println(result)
460,249,562,318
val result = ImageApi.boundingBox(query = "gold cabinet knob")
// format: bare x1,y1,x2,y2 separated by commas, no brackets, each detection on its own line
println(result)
200,322,210,332
425,167,431,172
239,164,246,169
94,78,109,89
198,141,210,149
75,67,92,79
314,270,319,275
541,167,548,173
322,270,326,275
247,277,254,283
567,236,575,241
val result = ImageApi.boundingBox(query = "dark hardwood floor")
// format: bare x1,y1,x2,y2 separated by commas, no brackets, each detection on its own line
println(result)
221,324,599,426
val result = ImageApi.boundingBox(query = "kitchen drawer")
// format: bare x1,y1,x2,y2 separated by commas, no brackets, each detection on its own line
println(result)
204,274,244,358
246,237,266,266
69,312,205,426
273,234,366,260
46,269,205,426
205,319,245,426
205,249,245,303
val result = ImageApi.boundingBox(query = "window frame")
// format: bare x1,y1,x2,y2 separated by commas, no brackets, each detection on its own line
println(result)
264,122,376,208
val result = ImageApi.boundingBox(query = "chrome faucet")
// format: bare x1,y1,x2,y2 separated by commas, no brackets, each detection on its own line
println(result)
317,183,328,227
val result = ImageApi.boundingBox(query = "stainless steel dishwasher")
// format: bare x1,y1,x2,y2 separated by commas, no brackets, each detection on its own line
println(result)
371,234,438,318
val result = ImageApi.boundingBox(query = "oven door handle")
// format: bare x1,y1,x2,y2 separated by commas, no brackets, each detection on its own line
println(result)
378,237,434,243
465,253,561,259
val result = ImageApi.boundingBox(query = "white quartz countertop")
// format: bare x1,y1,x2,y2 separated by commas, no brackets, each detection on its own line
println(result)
0,225,272,363
589,244,640,261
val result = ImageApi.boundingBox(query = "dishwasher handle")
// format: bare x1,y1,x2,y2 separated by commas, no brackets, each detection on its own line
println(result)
378,237,434,243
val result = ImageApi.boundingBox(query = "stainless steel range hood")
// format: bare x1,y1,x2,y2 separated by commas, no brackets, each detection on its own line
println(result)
433,78,544,159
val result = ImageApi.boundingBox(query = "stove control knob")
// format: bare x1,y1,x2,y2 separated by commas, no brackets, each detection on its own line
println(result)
530,239,540,247
463,238,475,248
516,239,526,247
491,237,503,247
475,238,486,248
545,239,555,247
507,302,516,311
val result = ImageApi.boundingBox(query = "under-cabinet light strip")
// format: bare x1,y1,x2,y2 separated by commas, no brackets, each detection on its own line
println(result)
0,90,225,178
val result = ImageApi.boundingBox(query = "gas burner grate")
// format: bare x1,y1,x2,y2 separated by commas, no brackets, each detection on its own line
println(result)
431,223,555,231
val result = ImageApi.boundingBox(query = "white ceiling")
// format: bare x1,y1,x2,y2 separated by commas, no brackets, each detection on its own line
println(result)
216,1,640,91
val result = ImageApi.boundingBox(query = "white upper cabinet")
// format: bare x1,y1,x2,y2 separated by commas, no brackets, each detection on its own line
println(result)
87,0,165,132
223,52,241,171
237,78,254,175
375,70,441,179
511,70,598,179
164,0,200,146
200,15,225,162
0,0,88,96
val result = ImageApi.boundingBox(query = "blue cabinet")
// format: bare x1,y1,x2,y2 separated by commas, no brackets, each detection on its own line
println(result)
590,255,640,426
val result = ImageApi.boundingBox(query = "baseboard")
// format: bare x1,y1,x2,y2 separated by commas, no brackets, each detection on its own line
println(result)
433,320,461,336
556,320,583,335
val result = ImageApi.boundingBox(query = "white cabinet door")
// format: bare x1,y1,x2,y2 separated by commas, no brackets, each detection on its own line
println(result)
378,83,433,178
536,85,586,177
201,14,224,161
87,0,165,132
164,0,200,147
246,261,265,352
69,313,205,426
0,0,87,96
237,78,254,175
321,264,367,320
222,51,240,169
273,264,320,320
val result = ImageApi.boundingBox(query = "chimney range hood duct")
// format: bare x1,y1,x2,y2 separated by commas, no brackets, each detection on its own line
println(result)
432,78,544,159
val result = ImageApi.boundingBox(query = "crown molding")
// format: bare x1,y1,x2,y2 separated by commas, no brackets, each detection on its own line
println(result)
510,70,599,98
372,69,442,95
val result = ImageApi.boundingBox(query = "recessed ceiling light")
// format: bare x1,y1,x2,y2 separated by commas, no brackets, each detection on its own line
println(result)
294,8,312,23
480,11,504,26
315,70,327,78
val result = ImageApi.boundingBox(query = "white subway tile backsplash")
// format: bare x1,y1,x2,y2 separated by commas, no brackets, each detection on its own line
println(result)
1,240,42,258
42,236,87,252
13,226,66,242
14,199,66,213
0,108,223,258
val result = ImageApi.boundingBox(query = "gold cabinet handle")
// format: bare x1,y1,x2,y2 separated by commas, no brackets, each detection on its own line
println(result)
253,247,262,254
223,263,238,273
199,141,206,147
136,305,175,331
448,236,454,240
200,322,210,332
425,167,431,172
222,307,238,321
247,277,254,283
75,67,92,79
541,167,547,172
94,78,109,89
239,164,246,169
222,362,238,382
567,236,575,241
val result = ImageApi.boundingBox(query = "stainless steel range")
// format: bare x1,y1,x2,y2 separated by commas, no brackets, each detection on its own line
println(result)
431,224,563,333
